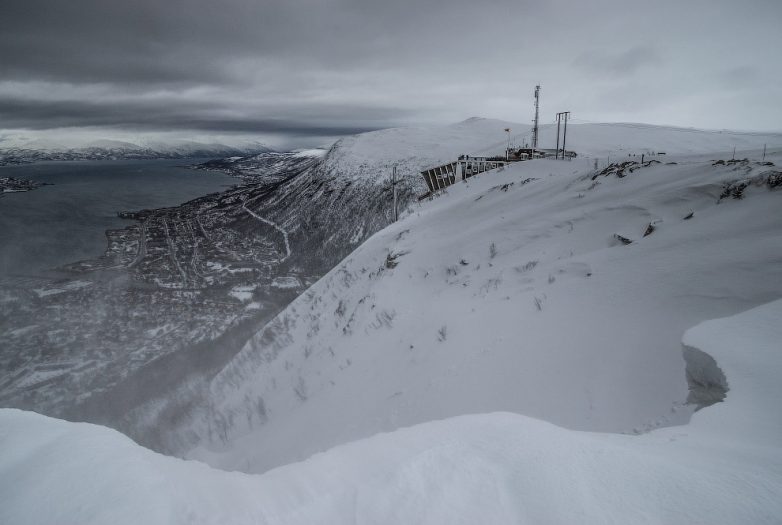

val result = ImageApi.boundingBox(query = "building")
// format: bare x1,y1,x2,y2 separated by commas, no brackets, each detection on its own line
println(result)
420,148,576,194
420,156,508,193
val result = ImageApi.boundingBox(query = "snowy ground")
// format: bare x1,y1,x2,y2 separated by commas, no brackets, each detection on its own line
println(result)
2,298,781,524
171,149,782,473
1,122,781,523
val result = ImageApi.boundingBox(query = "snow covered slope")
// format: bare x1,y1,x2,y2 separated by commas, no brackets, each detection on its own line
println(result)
535,121,782,158
97,120,542,451
315,117,781,186
3,121,781,523
2,117,779,456
2,298,781,524
166,148,782,473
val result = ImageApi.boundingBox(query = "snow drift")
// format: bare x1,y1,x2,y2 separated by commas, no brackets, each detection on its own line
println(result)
2,298,781,524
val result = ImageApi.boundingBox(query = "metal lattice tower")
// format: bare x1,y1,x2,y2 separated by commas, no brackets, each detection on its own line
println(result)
531,85,541,150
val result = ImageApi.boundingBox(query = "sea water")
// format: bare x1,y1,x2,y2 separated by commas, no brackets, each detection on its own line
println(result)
0,159,238,277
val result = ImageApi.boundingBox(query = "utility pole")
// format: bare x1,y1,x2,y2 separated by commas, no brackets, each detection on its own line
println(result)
732,146,736,161
555,111,570,159
532,85,541,151
763,144,766,161
505,128,511,161
391,166,398,222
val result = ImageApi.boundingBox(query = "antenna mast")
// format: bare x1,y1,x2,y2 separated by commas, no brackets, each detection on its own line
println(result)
531,85,541,150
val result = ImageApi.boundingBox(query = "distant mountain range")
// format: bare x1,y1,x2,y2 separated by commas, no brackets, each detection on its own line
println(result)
0,137,273,165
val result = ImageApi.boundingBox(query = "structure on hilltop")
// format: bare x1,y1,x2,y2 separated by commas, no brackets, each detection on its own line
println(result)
531,85,541,150
420,148,576,193
420,156,507,192
419,85,576,194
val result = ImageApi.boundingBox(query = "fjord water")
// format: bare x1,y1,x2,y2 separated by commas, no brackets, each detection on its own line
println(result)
0,160,238,277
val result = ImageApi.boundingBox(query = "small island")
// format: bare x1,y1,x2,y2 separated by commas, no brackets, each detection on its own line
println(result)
0,176,50,196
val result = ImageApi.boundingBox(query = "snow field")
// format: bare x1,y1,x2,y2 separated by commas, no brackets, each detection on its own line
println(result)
2,297,781,524
2,120,782,523
178,150,782,475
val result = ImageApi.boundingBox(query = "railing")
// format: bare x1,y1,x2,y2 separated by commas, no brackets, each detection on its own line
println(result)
420,157,507,192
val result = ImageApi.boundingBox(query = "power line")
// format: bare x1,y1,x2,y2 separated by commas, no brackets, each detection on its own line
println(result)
391,166,398,222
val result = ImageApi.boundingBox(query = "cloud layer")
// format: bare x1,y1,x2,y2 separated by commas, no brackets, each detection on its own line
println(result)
1,0,780,147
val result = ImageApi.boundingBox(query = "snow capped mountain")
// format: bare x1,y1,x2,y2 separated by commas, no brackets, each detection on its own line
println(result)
2,118,782,524
3,117,771,454
0,135,272,164
3,122,527,441
163,145,782,474
101,122,532,448
2,153,781,522
534,121,782,157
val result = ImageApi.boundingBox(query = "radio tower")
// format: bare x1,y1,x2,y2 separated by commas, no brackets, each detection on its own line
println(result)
531,85,541,150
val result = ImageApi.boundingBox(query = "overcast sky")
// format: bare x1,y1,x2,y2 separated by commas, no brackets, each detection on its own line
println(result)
1,0,780,149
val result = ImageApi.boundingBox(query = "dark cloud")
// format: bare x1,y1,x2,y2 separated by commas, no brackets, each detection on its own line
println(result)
1,0,531,85
0,96,396,136
0,0,781,143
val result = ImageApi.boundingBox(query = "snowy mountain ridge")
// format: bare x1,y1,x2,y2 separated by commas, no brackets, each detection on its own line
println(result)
2,120,779,442
0,119,540,442
2,120,782,524
173,148,782,473
86,119,779,462
0,136,272,165
2,156,781,521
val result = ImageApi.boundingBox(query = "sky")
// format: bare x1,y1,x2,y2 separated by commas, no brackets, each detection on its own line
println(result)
1,0,781,149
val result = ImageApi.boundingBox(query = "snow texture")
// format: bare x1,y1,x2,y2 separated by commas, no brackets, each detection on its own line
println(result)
176,147,782,473
2,299,781,524
2,121,781,524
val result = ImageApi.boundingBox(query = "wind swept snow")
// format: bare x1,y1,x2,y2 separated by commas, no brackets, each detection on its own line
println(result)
165,149,782,474
534,121,782,158
2,121,782,523
2,299,781,524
